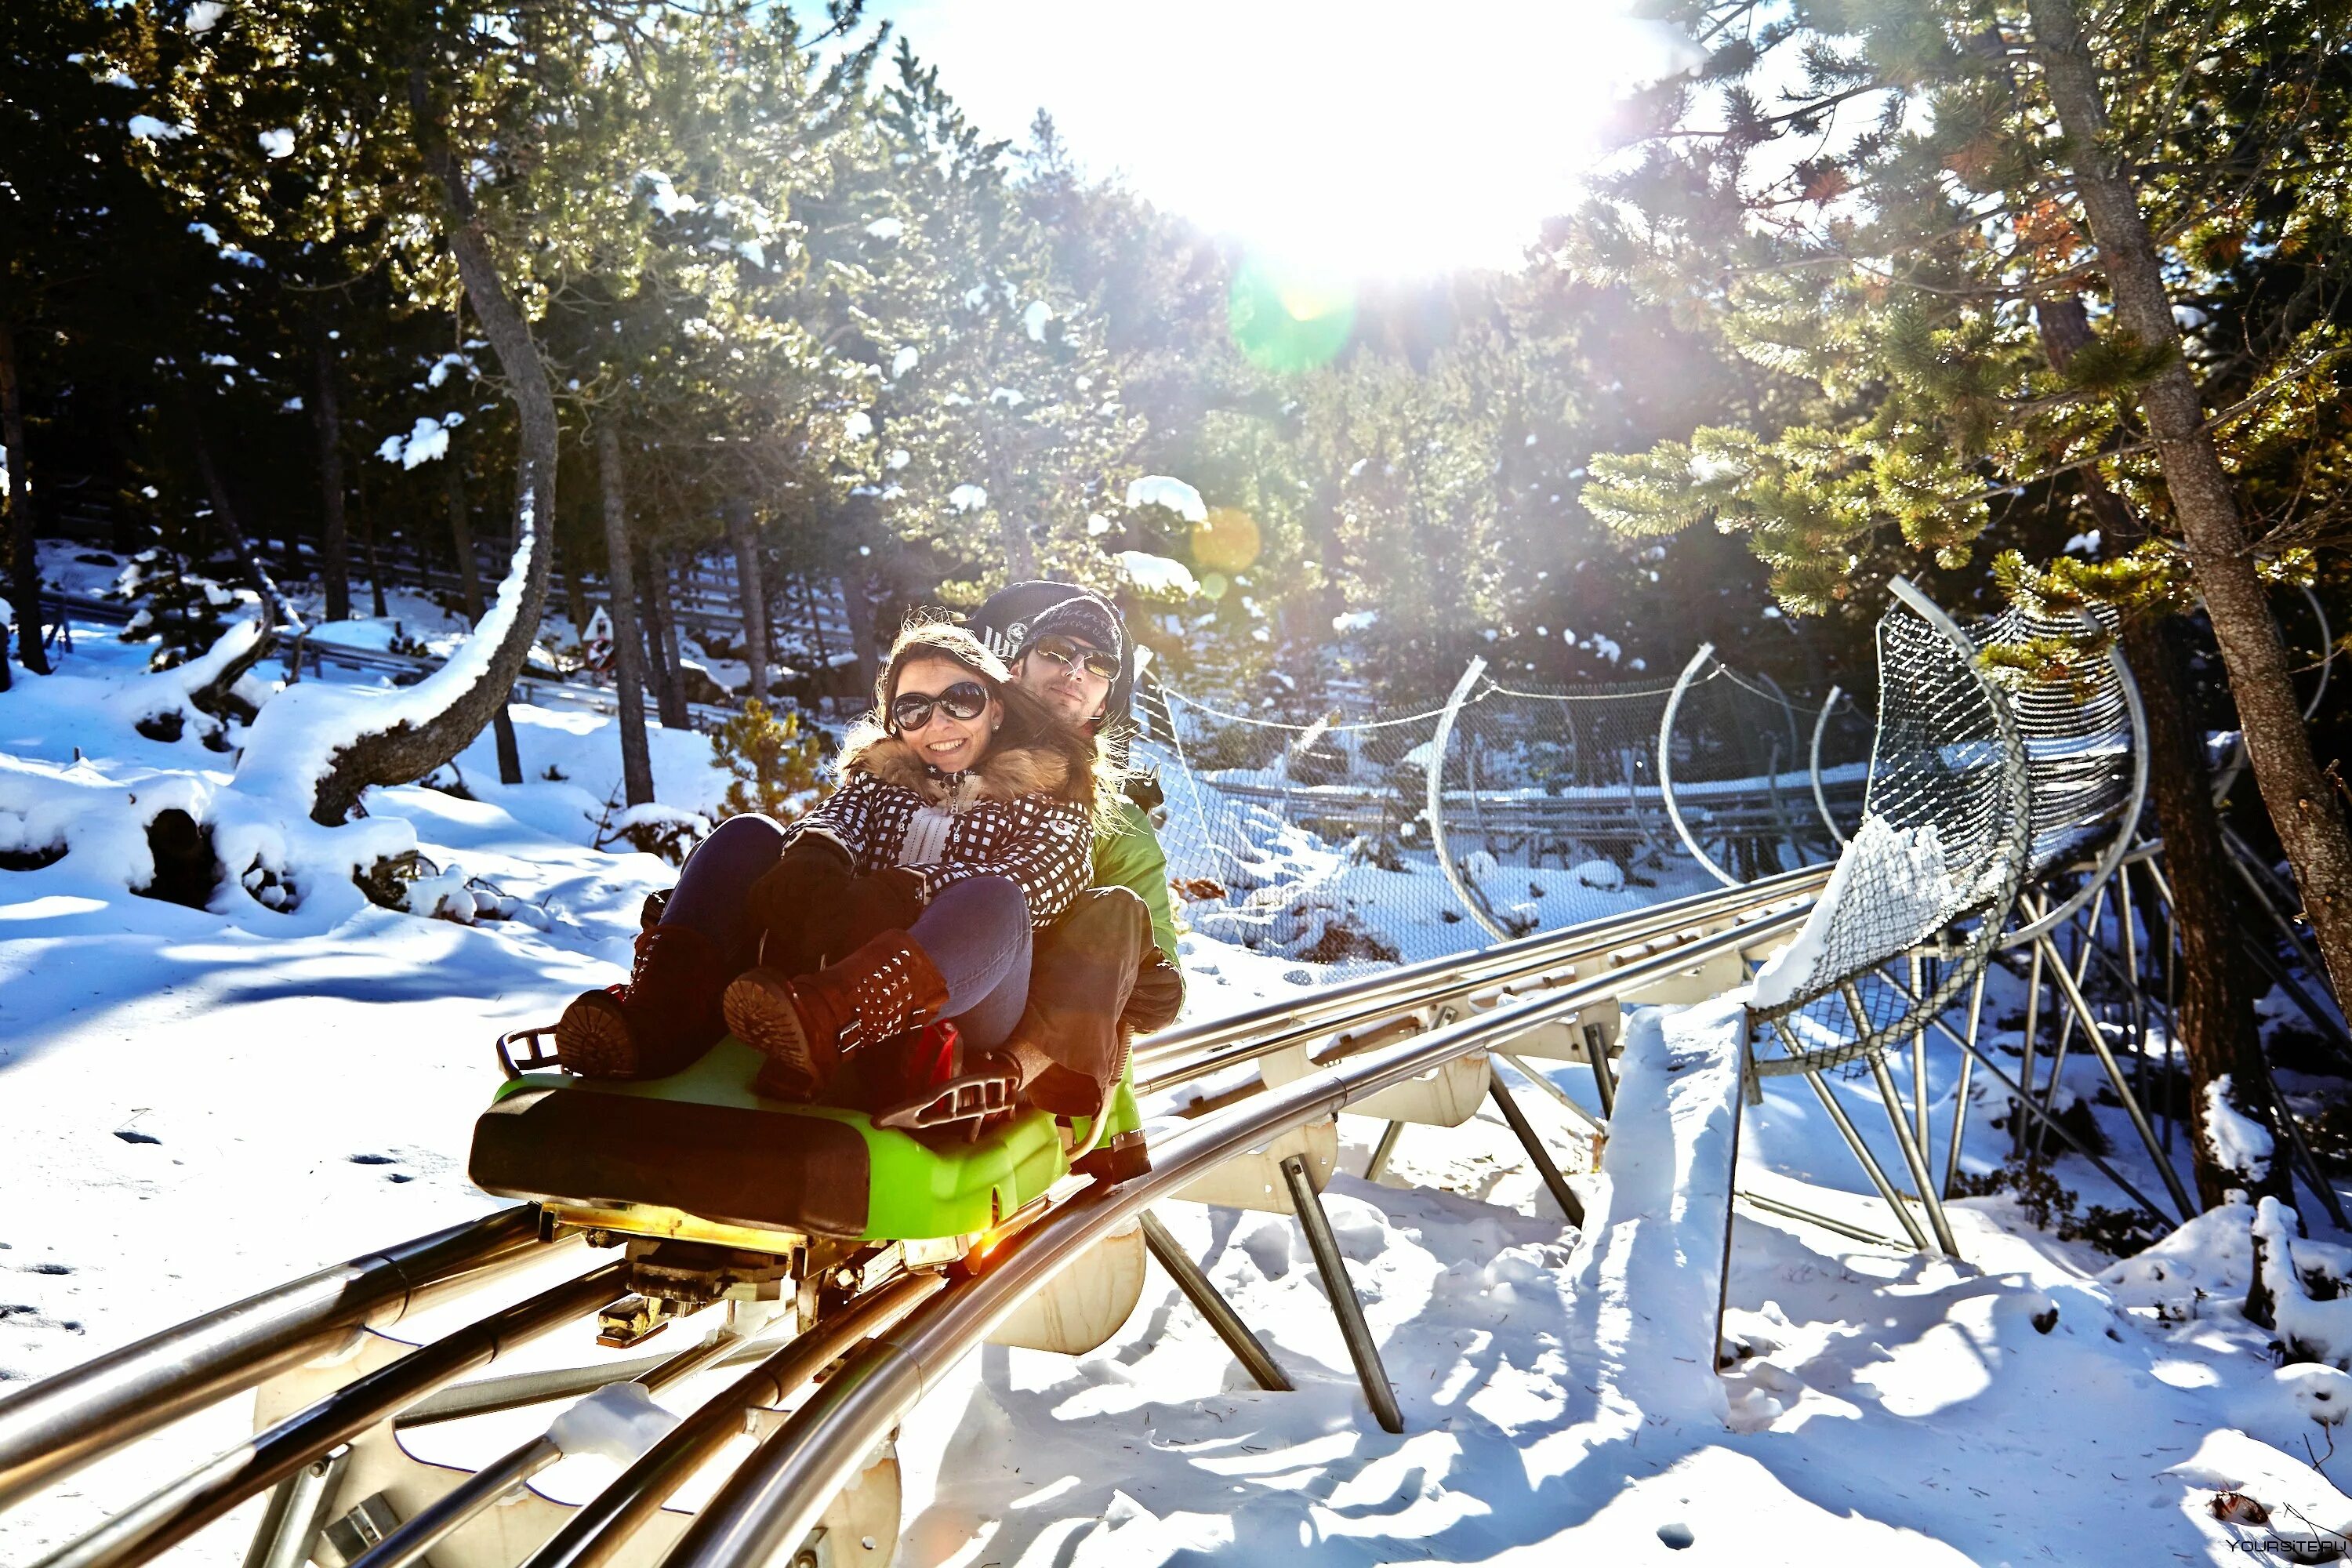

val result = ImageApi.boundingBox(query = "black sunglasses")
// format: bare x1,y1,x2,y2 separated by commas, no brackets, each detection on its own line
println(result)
1030,633,1121,683
890,680,991,732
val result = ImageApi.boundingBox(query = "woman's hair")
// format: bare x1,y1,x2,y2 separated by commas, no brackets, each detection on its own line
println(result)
842,615,1124,818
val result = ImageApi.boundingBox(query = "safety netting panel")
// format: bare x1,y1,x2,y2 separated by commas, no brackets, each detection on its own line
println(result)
1659,665,1853,880
1131,677,1466,979
1974,604,2139,880
1751,594,2031,1074
1432,674,1744,931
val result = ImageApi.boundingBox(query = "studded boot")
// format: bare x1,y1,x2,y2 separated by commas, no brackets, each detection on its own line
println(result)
555,924,730,1080
723,930,951,1102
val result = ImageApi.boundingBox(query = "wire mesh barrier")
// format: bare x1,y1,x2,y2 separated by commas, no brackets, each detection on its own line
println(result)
1131,656,1853,978
1748,581,2035,1076
1657,651,1864,888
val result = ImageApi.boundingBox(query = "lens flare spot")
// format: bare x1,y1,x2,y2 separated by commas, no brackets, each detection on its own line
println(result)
1192,506,1262,573
1198,572,1230,601
1228,255,1355,373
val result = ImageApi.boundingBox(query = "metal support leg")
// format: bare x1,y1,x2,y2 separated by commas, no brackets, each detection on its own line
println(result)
1362,1121,1406,1184
1582,1022,1617,1119
1874,971,2177,1228
1794,1057,1932,1252
2256,1065,2352,1232
1486,1078,1584,1227
2037,934,2195,1223
1497,1054,1607,1132
1867,1051,1959,1258
1139,1212,1292,1392
1715,1044,1747,1369
1941,967,1987,1201
245,1444,351,1568
2027,889,2110,1161
2016,938,2046,1161
1910,954,1930,1157
1280,1155,1403,1434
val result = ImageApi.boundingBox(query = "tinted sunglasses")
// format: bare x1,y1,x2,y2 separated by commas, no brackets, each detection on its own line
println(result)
890,679,991,732
1030,633,1121,683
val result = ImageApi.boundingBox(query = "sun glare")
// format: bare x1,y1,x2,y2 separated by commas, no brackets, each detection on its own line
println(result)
886,0,1698,281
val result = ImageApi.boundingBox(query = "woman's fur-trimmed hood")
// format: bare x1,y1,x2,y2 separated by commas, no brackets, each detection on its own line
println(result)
840,724,1092,809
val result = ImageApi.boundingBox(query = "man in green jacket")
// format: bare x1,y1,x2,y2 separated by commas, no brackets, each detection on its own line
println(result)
967,584,1183,1121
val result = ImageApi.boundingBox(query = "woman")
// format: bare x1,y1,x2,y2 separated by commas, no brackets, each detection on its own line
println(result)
555,620,1112,1103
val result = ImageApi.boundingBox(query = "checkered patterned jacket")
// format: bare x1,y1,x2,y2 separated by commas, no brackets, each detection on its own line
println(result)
789,731,1096,928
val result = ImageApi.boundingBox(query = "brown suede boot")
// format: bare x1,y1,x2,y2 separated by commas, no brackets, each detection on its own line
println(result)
555,924,729,1080
724,929,950,1102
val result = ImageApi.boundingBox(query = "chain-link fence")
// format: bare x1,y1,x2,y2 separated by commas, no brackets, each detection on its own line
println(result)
1130,657,1856,979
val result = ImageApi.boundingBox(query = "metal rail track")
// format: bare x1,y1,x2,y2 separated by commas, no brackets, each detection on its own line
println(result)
659,900,1812,1566
0,870,1820,1567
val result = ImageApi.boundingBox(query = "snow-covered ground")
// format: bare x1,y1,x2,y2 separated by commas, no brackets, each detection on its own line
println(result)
5,601,2351,1566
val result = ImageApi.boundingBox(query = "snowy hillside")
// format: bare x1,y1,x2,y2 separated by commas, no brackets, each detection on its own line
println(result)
1,605,2347,1566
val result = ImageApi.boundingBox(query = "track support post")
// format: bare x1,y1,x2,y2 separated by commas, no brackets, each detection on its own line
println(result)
1138,1212,1292,1393
1362,1120,1406,1184
1486,1078,1584,1227
1279,1155,1403,1434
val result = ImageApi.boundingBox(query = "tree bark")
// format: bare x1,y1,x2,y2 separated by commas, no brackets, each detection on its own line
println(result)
2035,296,2278,1207
356,467,388,619
445,454,481,622
187,405,291,642
726,496,769,702
2029,0,2352,1018
1,321,49,677
840,565,879,696
309,321,352,622
556,528,590,641
648,551,689,727
267,69,556,826
445,444,522,783
597,423,655,807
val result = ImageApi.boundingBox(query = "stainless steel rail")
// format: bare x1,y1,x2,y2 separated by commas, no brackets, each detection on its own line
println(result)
521,1272,944,1568
659,901,1811,1568
34,1261,631,1568
0,1205,558,1512
1135,861,1828,1092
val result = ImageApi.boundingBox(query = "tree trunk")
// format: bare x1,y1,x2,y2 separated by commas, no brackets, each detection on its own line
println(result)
726,496,768,702
646,551,689,727
840,566,879,696
597,423,654,807
356,469,388,619
187,405,291,641
1,321,49,677
2031,0,2352,1019
2035,297,2278,1207
800,572,832,671
446,454,482,622
446,445,523,784
557,528,590,641
310,321,352,622
268,70,555,826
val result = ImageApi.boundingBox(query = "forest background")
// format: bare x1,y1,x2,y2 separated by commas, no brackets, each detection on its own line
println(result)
7,0,2352,1158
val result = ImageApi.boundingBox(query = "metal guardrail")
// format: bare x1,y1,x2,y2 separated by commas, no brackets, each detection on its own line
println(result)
0,1207,560,1512
659,896,1813,1566
0,864,1820,1564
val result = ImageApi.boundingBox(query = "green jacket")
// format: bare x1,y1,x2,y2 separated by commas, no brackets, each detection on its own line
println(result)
1092,797,1183,1004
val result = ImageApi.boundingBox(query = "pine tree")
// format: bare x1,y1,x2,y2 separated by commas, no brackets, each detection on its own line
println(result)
711,699,827,820
1568,0,2352,1206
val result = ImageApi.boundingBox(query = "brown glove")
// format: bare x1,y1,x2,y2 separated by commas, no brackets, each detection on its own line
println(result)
829,867,927,963
746,834,855,975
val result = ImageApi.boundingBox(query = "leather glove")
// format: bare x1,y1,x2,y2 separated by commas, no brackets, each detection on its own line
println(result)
747,834,855,974
829,867,927,960
1122,944,1184,1036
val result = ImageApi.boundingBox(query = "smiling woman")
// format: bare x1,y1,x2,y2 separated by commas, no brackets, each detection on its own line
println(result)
885,0,1700,279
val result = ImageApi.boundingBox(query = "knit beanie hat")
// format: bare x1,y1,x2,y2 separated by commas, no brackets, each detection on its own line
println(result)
1014,591,1125,666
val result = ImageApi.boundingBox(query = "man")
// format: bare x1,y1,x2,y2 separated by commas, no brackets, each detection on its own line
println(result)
966,583,1183,1137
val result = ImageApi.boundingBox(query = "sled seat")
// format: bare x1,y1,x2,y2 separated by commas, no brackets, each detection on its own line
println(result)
470,1039,1079,1242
